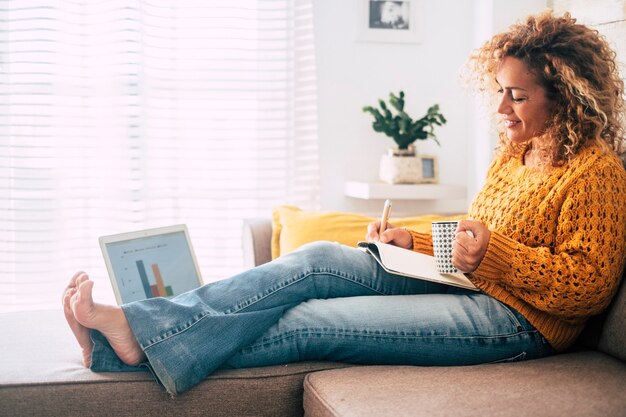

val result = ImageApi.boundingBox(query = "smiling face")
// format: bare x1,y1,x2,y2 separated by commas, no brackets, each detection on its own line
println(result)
495,56,553,145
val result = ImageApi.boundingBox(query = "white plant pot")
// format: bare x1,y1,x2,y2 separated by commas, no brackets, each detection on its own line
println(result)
378,147,439,184
379,153,423,184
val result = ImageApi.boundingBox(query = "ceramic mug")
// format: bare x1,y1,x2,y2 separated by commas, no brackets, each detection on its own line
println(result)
432,221,460,274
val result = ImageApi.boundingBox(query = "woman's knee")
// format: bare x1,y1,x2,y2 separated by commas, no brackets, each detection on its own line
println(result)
299,240,341,257
277,240,371,278
295,241,354,267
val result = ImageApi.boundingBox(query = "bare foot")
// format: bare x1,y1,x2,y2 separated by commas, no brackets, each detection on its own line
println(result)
63,272,146,367
63,272,95,366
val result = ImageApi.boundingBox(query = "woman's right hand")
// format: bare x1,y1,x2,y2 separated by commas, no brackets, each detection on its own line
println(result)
366,221,413,250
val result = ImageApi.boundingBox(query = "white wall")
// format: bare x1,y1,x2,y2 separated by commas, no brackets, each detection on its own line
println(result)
312,0,547,216
467,0,550,201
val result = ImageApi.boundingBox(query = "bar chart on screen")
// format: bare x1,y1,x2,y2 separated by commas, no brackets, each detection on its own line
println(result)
135,260,174,298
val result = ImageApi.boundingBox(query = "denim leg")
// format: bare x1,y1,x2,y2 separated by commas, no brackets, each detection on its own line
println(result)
225,290,554,369
90,241,448,395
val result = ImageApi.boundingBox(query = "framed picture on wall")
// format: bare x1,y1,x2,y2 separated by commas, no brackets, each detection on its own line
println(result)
356,0,423,44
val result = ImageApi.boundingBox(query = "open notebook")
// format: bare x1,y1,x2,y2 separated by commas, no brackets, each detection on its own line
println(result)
358,241,478,291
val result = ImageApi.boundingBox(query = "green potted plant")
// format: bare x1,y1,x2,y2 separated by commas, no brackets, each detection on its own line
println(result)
363,91,447,184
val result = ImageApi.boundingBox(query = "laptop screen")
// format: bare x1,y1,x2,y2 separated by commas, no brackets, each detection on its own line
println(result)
103,228,202,304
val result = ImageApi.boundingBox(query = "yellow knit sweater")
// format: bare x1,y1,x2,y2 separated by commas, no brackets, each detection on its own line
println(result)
409,144,626,352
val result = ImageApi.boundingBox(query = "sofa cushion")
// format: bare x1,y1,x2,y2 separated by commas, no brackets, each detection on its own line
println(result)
598,272,626,361
243,217,274,268
0,309,350,417
303,352,626,417
271,205,462,259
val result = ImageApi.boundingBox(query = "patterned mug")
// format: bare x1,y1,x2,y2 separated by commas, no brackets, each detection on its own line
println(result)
432,221,460,274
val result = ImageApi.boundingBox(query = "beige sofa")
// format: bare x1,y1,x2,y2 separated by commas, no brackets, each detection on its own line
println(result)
1,218,625,416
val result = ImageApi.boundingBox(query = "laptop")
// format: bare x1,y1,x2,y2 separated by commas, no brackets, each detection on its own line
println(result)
99,224,204,305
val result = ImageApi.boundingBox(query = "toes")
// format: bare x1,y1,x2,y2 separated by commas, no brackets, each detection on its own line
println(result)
75,272,90,287
63,287,77,312
77,278,95,295
71,280,96,326
62,285,78,307
73,276,93,304
64,272,88,305
69,271,88,287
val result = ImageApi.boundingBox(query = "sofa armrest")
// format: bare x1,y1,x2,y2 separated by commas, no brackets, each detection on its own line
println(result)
242,218,273,268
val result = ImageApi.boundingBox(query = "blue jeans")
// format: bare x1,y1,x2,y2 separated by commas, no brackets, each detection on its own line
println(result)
90,241,554,395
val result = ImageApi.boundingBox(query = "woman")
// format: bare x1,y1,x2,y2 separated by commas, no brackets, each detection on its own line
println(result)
63,11,626,396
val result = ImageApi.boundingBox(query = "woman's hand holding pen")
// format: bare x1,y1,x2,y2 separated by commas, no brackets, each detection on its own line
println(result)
366,200,412,249
365,221,413,249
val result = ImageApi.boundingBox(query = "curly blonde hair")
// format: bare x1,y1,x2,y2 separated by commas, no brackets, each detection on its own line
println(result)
467,10,625,166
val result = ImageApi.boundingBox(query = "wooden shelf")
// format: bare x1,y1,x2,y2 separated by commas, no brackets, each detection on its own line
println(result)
345,181,467,200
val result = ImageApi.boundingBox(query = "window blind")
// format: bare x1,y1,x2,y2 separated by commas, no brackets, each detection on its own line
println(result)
0,0,319,312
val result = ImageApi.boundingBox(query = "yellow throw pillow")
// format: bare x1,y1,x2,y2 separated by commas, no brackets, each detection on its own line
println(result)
271,205,463,259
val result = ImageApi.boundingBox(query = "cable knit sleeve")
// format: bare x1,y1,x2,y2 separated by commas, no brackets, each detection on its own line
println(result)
471,157,626,319
407,229,434,256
